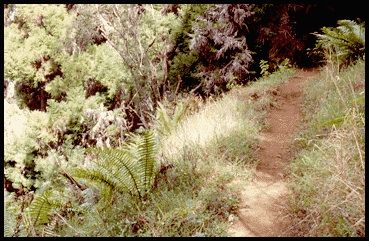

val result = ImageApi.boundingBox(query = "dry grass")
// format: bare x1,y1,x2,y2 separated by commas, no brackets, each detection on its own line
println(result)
289,60,365,237
152,68,296,235
160,69,295,166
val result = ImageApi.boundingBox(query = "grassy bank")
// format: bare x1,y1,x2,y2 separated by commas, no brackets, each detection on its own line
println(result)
289,60,365,236
53,68,294,237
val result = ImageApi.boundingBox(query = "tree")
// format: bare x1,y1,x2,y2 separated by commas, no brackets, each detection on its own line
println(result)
189,4,255,94
166,4,210,94
4,4,73,110
92,4,180,128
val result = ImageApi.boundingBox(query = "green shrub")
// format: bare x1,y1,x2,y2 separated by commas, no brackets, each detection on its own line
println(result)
155,101,188,138
73,130,158,202
314,19,365,66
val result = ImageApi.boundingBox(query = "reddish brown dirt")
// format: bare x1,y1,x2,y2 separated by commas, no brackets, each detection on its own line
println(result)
229,69,319,237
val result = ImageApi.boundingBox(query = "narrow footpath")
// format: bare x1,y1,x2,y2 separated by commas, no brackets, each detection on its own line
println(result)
229,69,319,237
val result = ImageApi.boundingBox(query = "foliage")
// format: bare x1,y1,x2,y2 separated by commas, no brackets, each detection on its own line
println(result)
55,159,239,236
84,105,128,147
189,4,255,94
247,4,306,71
167,4,210,92
92,4,181,127
4,4,182,131
4,173,99,237
4,3,365,237
63,4,107,54
4,4,74,110
50,66,294,237
161,67,295,166
313,19,365,66
4,4,72,84
155,101,188,137
46,86,128,149
259,59,270,77
4,100,56,191
24,190,62,229
4,192,18,237
73,130,158,201
277,58,292,70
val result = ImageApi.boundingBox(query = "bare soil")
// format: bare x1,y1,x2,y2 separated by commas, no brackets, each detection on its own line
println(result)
228,69,319,237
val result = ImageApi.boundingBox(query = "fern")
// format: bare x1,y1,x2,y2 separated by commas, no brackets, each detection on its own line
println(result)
72,168,125,195
25,191,58,227
278,58,292,70
4,223,14,237
156,102,172,136
314,19,365,64
4,193,13,237
135,131,156,194
156,102,187,137
4,203,16,237
42,217,59,237
73,130,158,201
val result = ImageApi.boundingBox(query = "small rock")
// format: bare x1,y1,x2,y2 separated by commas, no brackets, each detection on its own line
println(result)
228,214,237,222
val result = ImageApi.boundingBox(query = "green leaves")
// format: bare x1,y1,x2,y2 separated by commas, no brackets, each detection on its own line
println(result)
259,59,270,77
155,102,187,137
26,195,53,226
314,19,365,64
136,131,156,194
25,190,61,228
73,130,158,201
189,4,255,94
4,5,72,85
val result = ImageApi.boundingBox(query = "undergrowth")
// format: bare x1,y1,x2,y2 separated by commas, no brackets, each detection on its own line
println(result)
4,66,295,237
60,66,295,237
289,60,365,237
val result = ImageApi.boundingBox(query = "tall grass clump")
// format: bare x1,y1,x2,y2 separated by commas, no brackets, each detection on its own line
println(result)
161,66,295,169
290,60,365,236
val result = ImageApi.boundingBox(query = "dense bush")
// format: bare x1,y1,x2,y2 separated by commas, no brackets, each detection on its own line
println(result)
189,4,254,94
166,4,210,93
313,19,365,66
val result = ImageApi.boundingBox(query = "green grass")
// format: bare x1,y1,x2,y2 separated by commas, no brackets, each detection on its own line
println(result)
289,60,365,237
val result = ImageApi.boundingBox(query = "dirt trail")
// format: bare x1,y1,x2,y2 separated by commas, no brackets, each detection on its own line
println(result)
228,69,319,237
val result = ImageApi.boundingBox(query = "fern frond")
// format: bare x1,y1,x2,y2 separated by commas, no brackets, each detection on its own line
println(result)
4,195,16,237
97,148,142,197
73,130,158,201
156,102,173,136
42,216,59,237
314,19,365,64
4,211,16,237
155,102,187,137
136,130,156,195
73,168,116,191
25,191,58,228
172,102,187,125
